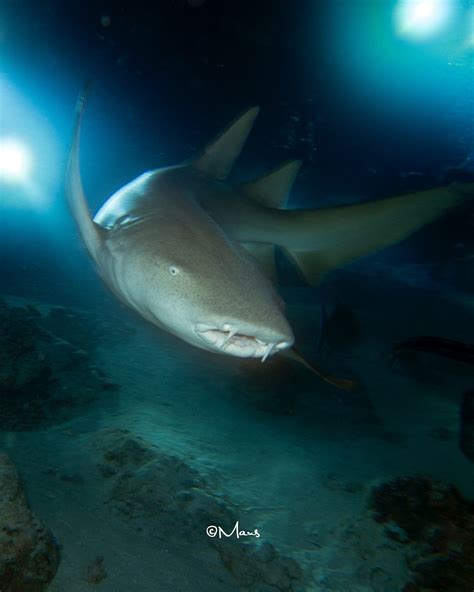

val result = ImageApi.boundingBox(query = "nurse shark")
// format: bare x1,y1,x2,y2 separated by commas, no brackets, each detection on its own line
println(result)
66,84,472,388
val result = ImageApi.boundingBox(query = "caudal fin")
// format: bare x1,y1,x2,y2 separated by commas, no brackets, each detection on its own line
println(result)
65,81,105,262
234,153,472,284
283,184,473,284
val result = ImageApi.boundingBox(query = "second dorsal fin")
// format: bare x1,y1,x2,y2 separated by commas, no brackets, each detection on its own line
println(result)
193,107,260,180
240,159,302,208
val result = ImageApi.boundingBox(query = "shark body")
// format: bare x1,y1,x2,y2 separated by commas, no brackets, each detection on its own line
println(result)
66,86,471,383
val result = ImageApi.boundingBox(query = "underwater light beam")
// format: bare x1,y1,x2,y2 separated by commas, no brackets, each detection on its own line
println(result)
394,0,456,40
0,138,33,184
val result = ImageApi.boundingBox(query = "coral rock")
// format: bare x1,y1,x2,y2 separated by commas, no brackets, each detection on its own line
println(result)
0,301,118,430
92,428,305,591
0,454,60,591
369,476,474,592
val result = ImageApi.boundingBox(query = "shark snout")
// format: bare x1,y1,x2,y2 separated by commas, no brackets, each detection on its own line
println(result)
194,318,294,360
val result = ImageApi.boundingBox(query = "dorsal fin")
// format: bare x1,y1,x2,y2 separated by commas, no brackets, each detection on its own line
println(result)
240,159,302,208
193,107,259,180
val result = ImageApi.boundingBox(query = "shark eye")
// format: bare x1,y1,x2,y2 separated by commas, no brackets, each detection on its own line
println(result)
168,266,180,276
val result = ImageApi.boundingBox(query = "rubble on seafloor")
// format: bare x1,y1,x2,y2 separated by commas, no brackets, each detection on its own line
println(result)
90,428,306,592
0,299,119,430
39,305,134,352
369,476,474,592
0,453,60,591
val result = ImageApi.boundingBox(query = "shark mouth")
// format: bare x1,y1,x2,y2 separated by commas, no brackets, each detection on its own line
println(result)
195,324,291,360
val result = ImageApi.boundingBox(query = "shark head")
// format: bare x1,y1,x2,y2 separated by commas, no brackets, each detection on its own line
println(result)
131,197,295,360
92,162,295,362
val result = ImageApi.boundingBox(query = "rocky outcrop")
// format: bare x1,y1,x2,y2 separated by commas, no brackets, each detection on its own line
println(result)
0,454,60,591
92,428,305,591
369,476,474,591
0,300,118,430
40,305,134,352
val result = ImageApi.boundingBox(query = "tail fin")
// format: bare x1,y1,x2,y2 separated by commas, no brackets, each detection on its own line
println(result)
65,81,105,262
284,184,473,284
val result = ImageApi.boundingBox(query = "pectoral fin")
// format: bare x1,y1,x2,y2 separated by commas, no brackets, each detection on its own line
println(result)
283,249,329,285
241,242,278,282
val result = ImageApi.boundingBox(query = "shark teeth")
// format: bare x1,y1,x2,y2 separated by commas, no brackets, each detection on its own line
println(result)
261,342,276,363
195,325,291,360
222,329,237,349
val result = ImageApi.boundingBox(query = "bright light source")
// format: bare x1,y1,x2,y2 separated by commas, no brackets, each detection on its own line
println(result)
394,0,455,40
0,138,32,183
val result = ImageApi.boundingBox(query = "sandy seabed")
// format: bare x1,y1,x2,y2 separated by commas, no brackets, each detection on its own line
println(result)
1,267,472,592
